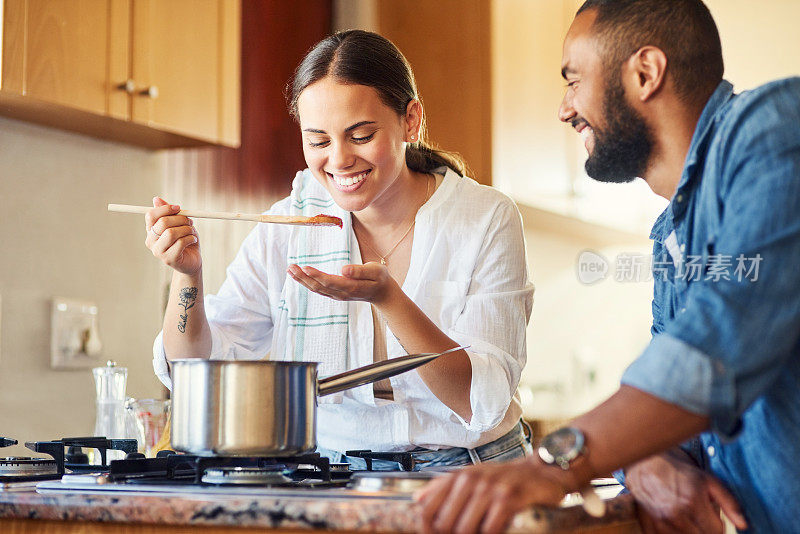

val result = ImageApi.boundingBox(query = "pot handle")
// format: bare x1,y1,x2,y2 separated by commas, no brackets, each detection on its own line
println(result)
317,346,469,397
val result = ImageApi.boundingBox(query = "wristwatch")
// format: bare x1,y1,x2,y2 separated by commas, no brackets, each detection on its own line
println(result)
538,426,587,470
538,427,606,518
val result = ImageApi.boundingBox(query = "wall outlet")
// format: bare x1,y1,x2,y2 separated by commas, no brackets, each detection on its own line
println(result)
51,297,102,370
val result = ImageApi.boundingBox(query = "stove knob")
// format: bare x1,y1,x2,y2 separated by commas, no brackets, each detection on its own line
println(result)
66,446,89,464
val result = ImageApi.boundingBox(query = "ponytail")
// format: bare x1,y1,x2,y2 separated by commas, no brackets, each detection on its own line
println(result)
406,141,466,177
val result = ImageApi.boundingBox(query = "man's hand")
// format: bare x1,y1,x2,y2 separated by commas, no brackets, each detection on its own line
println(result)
625,448,748,533
414,457,568,534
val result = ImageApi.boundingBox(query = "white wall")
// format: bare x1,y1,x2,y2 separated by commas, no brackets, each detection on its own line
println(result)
520,207,653,419
0,117,167,457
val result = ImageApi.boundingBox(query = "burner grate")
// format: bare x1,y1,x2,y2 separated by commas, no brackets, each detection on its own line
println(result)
0,436,139,483
104,451,335,486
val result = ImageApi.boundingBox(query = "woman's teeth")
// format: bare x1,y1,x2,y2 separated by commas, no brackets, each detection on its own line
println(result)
330,170,369,186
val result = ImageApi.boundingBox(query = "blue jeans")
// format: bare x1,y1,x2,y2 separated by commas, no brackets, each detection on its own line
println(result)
318,420,533,471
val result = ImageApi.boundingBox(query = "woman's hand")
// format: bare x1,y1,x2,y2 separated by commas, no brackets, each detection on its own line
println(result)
286,262,396,305
145,196,201,276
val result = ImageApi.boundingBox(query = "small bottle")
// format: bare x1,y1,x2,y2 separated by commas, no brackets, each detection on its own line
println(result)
92,360,128,462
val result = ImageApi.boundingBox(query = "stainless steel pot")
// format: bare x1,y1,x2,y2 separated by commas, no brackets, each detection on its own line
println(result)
170,347,464,456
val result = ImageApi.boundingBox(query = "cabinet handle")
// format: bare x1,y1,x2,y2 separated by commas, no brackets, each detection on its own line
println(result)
116,79,136,94
139,86,159,99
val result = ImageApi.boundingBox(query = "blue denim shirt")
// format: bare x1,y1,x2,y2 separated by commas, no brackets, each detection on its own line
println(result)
620,78,800,533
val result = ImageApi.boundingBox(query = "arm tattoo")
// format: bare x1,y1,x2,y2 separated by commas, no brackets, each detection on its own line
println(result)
177,287,198,333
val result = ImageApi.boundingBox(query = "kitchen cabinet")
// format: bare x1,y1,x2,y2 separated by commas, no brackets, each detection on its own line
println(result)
0,0,240,148
373,0,492,186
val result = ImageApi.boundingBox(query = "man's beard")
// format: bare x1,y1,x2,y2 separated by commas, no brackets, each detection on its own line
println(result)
584,76,654,183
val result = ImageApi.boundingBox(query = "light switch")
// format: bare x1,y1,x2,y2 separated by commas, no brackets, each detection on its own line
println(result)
51,297,102,369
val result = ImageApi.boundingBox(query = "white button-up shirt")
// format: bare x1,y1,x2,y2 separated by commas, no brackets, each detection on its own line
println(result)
154,169,534,452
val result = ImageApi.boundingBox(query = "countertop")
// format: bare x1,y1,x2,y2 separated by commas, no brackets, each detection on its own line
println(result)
0,484,640,533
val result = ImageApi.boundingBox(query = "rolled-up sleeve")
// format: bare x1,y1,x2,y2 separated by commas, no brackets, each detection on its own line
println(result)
449,200,534,432
622,333,714,415
623,88,800,439
151,319,251,391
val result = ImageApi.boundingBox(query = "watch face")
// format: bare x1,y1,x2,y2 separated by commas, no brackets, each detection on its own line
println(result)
542,427,583,456
545,427,579,456
539,427,585,468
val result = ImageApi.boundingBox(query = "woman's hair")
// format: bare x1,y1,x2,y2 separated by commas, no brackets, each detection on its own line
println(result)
287,30,466,177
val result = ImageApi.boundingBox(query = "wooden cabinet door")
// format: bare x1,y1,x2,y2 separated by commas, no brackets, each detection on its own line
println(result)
130,0,228,143
1,0,130,117
1,0,239,148
377,0,492,185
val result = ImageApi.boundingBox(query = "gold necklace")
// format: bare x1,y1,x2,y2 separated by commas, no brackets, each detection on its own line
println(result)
358,175,432,266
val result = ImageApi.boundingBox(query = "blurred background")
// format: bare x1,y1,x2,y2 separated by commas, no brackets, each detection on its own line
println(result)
1,0,798,452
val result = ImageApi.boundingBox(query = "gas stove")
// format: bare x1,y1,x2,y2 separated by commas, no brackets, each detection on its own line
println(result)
2,436,441,499
0,436,138,492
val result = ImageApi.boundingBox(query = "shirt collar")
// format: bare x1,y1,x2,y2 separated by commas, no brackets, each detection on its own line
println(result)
649,205,673,241
649,81,734,239
675,80,735,193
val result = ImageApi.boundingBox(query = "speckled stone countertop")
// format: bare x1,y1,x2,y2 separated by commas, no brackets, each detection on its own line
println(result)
0,486,637,532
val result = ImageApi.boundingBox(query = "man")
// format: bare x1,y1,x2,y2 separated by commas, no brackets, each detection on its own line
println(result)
416,0,800,532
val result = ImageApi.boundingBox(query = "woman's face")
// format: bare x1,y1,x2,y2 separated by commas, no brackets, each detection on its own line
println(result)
296,76,418,213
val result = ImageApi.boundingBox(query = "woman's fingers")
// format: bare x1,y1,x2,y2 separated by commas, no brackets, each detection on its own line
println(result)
150,215,194,237
286,263,391,304
288,265,372,298
151,225,196,257
302,266,357,292
286,266,342,300
342,262,383,280
145,201,179,230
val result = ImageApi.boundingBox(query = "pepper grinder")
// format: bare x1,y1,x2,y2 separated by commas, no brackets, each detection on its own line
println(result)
92,360,128,461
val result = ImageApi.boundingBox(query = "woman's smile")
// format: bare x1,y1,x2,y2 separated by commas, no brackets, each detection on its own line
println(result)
326,168,372,192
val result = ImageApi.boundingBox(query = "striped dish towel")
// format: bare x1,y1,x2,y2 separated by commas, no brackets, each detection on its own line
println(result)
274,170,352,396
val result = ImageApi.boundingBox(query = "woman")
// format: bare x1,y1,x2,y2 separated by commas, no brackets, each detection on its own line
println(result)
146,30,533,469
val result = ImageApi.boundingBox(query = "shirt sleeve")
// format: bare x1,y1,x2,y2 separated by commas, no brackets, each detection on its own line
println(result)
447,199,534,432
622,84,800,439
152,198,291,389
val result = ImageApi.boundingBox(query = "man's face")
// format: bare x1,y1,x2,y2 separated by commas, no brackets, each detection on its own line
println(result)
558,10,654,183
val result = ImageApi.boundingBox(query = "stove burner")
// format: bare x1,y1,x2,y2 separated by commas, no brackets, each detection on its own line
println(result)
0,436,139,486
0,457,57,477
201,466,292,486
